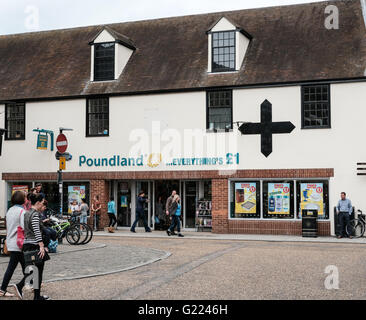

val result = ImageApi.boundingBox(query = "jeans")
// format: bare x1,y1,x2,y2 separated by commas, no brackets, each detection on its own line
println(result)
338,212,350,237
169,215,181,233
23,243,45,300
131,211,151,232
79,214,87,224
42,227,57,247
108,213,117,227
0,251,26,292
95,214,100,230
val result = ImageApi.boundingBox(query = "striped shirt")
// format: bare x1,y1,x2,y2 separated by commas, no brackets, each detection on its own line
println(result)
24,209,43,245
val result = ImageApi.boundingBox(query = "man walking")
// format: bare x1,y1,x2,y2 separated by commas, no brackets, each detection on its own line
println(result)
165,190,176,216
336,192,353,239
130,191,151,233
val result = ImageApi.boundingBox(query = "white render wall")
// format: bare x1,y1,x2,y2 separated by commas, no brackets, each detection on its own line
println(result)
0,82,365,236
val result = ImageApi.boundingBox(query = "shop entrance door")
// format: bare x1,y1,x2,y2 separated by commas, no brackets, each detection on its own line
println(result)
117,181,131,227
154,180,181,230
184,181,198,229
136,181,153,229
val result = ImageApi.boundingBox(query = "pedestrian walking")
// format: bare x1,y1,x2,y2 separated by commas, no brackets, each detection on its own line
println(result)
23,192,51,300
166,195,184,237
165,190,177,216
107,197,117,232
79,198,89,225
0,191,27,299
130,191,151,233
336,192,353,239
91,195,101,231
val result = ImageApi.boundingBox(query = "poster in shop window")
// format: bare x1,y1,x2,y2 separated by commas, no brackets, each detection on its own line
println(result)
267,183,291,215
235,183,257,214
11,185,29,194
67,186,86,213
299,183,324,217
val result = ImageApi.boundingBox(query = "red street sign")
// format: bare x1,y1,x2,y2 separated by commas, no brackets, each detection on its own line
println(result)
56,134,68,153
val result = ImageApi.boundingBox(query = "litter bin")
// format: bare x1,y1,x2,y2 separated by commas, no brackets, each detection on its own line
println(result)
302,209,318,237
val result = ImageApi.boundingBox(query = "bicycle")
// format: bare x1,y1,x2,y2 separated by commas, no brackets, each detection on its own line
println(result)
66,212,93,245
346,210,366,238
47,211,81,245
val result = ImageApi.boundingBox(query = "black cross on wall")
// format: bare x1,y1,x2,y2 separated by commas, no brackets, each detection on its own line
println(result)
238,100,295,157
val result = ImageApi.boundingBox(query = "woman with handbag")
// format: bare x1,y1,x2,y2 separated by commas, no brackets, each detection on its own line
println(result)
23,192,51,300
0,191,27,299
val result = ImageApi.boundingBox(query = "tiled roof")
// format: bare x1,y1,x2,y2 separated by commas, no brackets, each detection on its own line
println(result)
0,0,365,101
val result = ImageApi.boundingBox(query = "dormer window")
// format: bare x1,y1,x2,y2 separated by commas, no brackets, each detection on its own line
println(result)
212,31,236,72
94,43,115,81
89,27,136,82
207,17,252,74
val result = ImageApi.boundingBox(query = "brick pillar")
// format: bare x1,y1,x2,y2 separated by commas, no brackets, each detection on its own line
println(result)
211,178,229,234
90,179,109,230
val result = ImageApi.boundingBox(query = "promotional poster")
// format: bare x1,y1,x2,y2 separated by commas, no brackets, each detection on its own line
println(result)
299,183,324,217
67,186,86,213
235,183,257,215
267,183,291,215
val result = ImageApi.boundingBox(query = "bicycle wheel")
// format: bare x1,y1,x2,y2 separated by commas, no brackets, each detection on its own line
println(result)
346,220,365,238
81,223,93,245
73,223,89,245
65,226,81,245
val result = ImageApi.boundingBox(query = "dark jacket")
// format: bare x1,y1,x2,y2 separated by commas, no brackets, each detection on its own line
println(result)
136,196,147,213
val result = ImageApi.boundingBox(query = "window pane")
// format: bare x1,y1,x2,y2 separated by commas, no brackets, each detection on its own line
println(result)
87,98,109,136
207,90,232,130
302,85,330,128
212,31,236,72
94,43,115,81
6,103,25,140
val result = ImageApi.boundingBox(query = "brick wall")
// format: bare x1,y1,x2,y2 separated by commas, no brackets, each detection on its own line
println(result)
90,180,109,230
227,220,331,236
212,179,229,233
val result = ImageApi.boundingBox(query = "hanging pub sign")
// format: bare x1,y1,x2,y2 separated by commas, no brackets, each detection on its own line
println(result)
37,134,48,150
299,183,324,218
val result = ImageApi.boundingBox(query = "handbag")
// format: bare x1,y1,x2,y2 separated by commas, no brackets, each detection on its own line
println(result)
24,249,50,265
17,226,25,249
16,209,25,250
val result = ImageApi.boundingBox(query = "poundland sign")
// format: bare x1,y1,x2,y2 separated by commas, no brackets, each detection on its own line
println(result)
79,153,239,168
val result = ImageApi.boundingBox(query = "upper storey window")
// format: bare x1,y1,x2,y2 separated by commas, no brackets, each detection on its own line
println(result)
207,17,252,74
212,31,236,72
89,27,135,82
94,43,115,81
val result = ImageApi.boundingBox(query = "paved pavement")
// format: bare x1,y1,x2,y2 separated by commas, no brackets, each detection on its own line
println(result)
0,241,170,300
93,228,366,244
0,233,365,300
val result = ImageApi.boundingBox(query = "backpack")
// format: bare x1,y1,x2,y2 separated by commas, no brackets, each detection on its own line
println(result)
48,239,58,253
